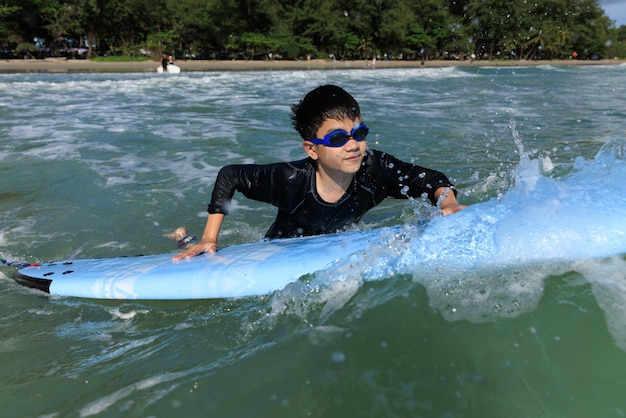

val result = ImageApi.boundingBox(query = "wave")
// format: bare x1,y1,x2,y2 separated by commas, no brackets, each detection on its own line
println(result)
270,137,626,349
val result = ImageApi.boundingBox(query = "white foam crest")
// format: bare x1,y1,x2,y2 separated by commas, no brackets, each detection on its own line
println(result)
298,138,626,326
268,275,362,324
79,370,187,417
2,77,153,105
0,210,47,251
335,66,473,85
574,257,626,351
21,140,86,161
533,64,568,72
80,149,221,196
402,138,626,319
107,307,150,320
575,63,626,71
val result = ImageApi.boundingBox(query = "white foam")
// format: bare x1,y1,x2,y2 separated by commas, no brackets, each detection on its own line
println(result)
79,371,188,417
575,257,626,351
301,138,626,330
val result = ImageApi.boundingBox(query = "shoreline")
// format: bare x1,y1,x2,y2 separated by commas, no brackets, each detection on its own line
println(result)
1,57,625,73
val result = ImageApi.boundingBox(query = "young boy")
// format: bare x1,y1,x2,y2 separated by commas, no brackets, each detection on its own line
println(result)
173,85,464,260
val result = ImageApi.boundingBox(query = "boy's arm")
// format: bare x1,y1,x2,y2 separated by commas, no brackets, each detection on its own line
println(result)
172,213,225,261
172,162,284,262
435,186,466,215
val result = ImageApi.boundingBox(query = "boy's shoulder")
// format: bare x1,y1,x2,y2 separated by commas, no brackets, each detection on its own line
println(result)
271,157,316,181
286,157,314,169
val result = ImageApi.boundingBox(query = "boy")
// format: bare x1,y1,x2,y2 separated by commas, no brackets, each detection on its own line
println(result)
173,85,464,260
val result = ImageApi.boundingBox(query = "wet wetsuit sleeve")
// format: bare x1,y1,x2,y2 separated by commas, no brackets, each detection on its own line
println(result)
207,163,302,215
378,152,456,205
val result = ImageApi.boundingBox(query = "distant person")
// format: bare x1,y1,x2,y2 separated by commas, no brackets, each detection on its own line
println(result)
173,85,465,260
161,55,168,72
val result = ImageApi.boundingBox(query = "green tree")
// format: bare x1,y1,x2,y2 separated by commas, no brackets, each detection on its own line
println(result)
606,25,626,58
0,2,21,47
166,0,213,56
406,25,434,56
0,0,621,60
2,0,47,52
376,0,416,57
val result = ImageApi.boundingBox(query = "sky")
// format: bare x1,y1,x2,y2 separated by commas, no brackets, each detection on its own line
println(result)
600,0,626,26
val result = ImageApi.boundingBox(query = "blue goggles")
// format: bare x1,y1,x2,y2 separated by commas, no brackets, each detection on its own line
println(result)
309,123,369,147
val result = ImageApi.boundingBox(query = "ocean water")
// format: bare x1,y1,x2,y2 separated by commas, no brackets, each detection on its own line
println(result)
1,64,626,417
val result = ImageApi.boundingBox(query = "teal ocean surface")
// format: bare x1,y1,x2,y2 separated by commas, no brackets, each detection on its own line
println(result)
1,64,626,417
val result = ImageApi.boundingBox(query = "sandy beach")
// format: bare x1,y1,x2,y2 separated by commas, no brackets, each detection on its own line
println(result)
1,57,625,73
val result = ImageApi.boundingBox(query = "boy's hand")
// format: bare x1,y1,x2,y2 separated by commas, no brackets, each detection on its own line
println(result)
172,240,218,261
435,186,467,216
441,202,467,216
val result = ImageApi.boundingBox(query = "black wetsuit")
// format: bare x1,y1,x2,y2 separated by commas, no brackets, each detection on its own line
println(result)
208,149,456,239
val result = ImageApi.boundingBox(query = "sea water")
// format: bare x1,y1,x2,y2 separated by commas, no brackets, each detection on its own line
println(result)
1,64,626,417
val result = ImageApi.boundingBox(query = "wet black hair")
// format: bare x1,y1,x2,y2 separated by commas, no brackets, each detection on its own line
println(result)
291,85,361,140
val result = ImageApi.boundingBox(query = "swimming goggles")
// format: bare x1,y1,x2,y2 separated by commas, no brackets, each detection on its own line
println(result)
309,123,369,147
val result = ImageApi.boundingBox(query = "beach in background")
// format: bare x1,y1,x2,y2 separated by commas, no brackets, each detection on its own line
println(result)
2,57,625,73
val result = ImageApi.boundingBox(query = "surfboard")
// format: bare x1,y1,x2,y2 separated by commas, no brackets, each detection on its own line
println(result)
11,138,626,301
13,228,384,300
157,64,181,73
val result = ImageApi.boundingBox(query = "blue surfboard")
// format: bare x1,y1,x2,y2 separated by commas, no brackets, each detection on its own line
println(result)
13,228,385,300
12,138,626,301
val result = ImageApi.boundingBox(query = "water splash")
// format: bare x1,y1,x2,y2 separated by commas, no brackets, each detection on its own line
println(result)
301,138,626,344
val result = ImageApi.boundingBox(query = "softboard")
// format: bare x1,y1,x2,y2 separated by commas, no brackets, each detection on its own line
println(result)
10,138,626,301
157,64,181,73
14,228,384,300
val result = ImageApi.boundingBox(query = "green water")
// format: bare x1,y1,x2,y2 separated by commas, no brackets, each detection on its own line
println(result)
1,65,626,417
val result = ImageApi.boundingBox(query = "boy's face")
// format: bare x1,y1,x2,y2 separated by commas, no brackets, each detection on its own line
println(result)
304,118,367,175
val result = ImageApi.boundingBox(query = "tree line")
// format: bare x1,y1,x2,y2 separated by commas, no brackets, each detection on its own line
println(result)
1,0,625,62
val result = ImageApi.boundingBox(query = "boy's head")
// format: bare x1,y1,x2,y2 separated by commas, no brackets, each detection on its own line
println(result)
291,85,361,140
